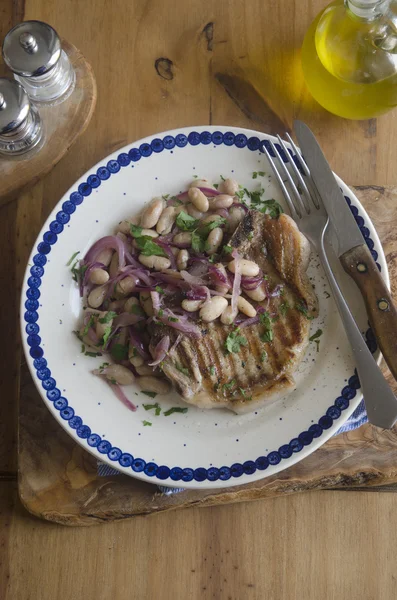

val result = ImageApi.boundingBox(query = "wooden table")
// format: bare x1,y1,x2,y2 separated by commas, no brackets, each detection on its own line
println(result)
2,1,397,598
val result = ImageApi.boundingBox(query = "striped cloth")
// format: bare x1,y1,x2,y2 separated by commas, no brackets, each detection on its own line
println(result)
97,400,367,494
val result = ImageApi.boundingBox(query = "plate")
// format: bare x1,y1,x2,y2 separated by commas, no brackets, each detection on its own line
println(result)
21,126,387,489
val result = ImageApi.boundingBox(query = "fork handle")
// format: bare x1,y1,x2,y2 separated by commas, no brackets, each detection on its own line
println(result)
340,243,397,382
317,231,397,429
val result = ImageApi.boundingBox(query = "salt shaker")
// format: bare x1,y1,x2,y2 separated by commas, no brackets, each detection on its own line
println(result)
2,21,75,105
0,78,43,158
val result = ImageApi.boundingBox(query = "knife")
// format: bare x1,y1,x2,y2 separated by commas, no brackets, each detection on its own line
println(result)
294,120,397,382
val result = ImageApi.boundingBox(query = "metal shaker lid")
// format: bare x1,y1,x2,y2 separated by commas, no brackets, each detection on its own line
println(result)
0,78,30,135
2,21,61,77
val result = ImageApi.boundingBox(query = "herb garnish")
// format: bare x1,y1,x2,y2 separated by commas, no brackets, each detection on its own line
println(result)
223,244,233,254
176,364,189,376
155,286,165,295
82,315,95,338
85,351,102,358
66,251,80,266
142,391,157,398
143,402,161,415
225,329,248,354
134,236,167,257
279,302,290,316
110,343,128,361
98,311,117,324
259,312,273,343
163,407,188,416
222,379,236,391
252,171,266,179
296,302,314,320
209,366,215,376
309,329,323,352
176,211,199,231
142,420,152,426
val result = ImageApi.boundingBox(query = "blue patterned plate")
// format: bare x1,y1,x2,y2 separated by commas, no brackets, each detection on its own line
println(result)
20,126,387,488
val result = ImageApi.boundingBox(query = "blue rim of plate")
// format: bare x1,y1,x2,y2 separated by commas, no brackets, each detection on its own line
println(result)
23,129,380,484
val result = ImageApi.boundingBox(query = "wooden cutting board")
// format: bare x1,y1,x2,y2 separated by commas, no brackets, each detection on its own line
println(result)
18,185,397,526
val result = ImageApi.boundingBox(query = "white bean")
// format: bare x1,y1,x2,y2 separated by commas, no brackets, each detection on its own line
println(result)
221,305,238,325
199,296,228,322
137,376,171,395
140,229,159,238
136,364,157,376
170,246,179,256
140,292,154,316
228,206,245,233
117,216,140,234
115,276,137,298
237,296,257,317
206,227,223,255
188,187,209,212
138,255,171,271
124,296,140,312
90,268,109,285
186,203,204,220
108,299,124,311
245,284,267,302
181,299,204,312
189,178,212,189
173,232,192,246
88,284,108,308
109,252,119,277
96,248,113,267
228,258,259,277
177,249,189,271
96,310,114,338
162,268,183,279
104,364,135,386
219,178,239,196
201,214,224,226
156,206,176,235
208,194,234,209
128,342,144,367
140,197,165,229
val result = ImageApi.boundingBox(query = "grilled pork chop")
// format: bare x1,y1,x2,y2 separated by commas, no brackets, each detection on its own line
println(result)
150,211,318,413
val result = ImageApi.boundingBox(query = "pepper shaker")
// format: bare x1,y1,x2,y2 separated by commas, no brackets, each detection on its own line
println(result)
0,78,43,158
2,21,76,105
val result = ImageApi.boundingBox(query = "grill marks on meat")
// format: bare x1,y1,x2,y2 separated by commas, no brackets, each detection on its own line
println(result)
149,211,318,414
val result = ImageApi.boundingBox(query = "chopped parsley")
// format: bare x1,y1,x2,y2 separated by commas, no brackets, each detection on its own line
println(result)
98,362,110,370
191,230,205,253
296,302,314,320
225,329,248,354
261,351,268,362
200,217,226,237
163,407,188,416
220,174,226,181
134,236,167,257
279,302,290,316
209,366,215,376
258,199,284,218
176,364,190,376
168,316,179,323
142,391,157,398
130,304,145,315
130,224,143,238
66,251,80,266
176,211,199,231
143,402,161,416
155,286,165,294
102,325,113,346
222,379,236,391
259,312,273,343
252,171,266,179
85,351,102,357
162,194,170,200
71,261,88,283
81,343,85,353
223,244,233,254
213,183,219,189
235,187,283,218
110,343,128,361
239,387,252,400
82,315,95,338
98,311,117,324
309,329,323,352
142,420,152,426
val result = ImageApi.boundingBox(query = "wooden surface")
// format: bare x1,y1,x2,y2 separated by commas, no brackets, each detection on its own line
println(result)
17,184,397,526
0,40,97,204
2,0,397,598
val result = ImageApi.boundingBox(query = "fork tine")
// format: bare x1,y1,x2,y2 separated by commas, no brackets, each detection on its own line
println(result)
271,139,306,218
262,144,299,221
285,133,321,210
279,135,312,214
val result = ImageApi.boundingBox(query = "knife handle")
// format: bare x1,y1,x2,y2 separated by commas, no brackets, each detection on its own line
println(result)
340,243,397,381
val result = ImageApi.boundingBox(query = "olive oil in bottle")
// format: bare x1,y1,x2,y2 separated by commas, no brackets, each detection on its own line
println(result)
301,0,397,119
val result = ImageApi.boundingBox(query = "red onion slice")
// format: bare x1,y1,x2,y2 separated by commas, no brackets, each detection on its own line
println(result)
149,335,170,366
84,236,126,268
231,249,241,314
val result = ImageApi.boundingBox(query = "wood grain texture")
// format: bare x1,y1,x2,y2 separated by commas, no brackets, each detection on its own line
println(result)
340,242,397,381
0,40,97,203
17,185,397,526
3,0,397,597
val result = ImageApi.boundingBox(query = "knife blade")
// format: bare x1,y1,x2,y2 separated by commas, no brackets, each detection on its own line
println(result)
294,119,397,383
294,120,364,256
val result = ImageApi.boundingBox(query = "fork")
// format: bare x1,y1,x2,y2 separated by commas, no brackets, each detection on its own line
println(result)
262,134,397,429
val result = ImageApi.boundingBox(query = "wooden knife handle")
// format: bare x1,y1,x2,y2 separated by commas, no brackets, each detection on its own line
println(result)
340,243,397,381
